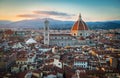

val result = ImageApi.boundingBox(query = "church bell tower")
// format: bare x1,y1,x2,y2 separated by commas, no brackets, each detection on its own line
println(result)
44,19,49,45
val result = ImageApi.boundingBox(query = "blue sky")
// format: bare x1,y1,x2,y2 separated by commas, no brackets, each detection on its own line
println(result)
0,0,120,21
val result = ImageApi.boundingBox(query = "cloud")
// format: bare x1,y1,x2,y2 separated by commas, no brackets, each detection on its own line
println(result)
16,14,37,18
33,10,74,16
16,10,75,21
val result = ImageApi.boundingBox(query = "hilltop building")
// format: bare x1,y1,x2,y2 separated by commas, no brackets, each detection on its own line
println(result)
44,14,92,47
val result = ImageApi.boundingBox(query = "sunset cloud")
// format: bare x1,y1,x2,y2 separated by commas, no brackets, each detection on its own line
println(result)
16,10,75,21
33,10,74,16
16,14,37,18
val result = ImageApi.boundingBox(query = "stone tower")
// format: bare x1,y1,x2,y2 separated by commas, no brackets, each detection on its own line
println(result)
44,19,49,45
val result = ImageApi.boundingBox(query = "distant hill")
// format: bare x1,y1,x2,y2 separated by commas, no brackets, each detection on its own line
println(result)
0,20,12,24
86,21,120,30
0,18,120,30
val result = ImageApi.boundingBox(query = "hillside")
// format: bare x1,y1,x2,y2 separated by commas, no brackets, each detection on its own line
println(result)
0,18,120,30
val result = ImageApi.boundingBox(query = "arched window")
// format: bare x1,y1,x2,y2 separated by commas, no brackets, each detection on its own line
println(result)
45,26,48,30
80,33,82,36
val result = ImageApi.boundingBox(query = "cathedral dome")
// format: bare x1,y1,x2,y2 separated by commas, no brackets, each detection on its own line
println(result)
71,14,88,31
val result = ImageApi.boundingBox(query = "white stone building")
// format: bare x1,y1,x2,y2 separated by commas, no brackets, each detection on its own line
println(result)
74,59,88,68
53,59,62,68
27,53,36,63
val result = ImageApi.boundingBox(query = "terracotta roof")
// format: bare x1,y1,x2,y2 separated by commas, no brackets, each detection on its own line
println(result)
16,70,29,78
72,21,88,30
86,70,105,74
17,57,27,61
74,58,88,62
50,34,72,36
4,29,14,35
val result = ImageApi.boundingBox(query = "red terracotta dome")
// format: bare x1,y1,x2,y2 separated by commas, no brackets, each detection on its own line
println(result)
71,14,88,31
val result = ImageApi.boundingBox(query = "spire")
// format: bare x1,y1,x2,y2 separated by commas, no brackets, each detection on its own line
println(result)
78,13,82,21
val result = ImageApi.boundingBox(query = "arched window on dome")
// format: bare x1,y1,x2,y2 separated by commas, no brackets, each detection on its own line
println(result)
80,33,82,36
74,33,76,36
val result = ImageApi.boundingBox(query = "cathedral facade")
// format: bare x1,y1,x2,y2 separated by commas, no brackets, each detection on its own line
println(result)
44,14,92,47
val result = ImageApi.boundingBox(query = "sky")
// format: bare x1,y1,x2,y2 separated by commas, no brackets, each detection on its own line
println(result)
0,0,120,22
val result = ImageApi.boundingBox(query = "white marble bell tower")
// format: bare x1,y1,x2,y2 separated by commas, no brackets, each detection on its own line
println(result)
44,19,49,45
